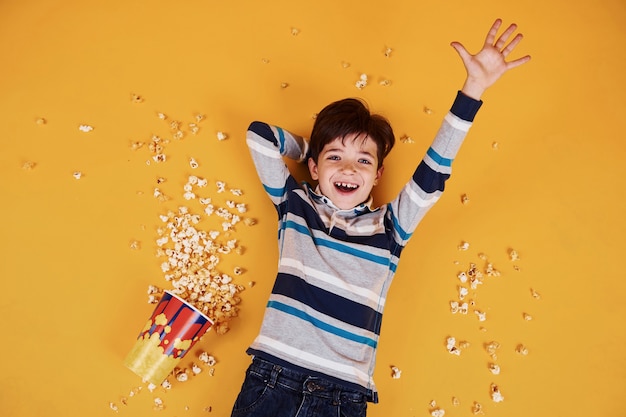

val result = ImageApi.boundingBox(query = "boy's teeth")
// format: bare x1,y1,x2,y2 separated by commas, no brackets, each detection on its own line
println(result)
335,182,357,189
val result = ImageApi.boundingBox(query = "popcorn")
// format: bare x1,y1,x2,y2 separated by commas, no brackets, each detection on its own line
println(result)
490,383,504,402
189,157,199,169
423,106,434,115
199,351,217,366
461,194,470,205
530,288,541,300
161,379,172,390
22,161,36,170
474,310,486,322
400,135,414,144
451,397,460,407
458,286,468,300
431,409,445,417
191,363,202,375
379,79,392,87
471,401,484,414
523,312,533,321
129,240,141,250
175,368,189,382
341,61,351,69
73,171,83,179
488,363,501,375
153,397,164,411
78,124,94,132
109,402,119,412
484,341,500,360
515,344,529,355
153,154,166,163
355,74,368,90
35,117,47,125
390,365,402,379
458,241,470,251
216,131,228,141
457,271,468,283
130,93,144,103
509,249,520,261
446,337,461,355
383,46,393,57
492,141,499,150
485,262,500,277
290,27,300,36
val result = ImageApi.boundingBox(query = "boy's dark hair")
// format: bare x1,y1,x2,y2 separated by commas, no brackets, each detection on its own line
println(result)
309,98,395,168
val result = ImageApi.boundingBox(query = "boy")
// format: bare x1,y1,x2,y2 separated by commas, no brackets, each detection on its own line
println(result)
231,19,530,417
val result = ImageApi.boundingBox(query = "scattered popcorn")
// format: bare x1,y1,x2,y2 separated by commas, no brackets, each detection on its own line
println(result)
22,161,36,170
191,363,202,375
459,340,470,349
199,352,217,366
478,253,488,260
131,93,144,103
189,157,199,169
73,171,83,179
153,397,164,411
509,249,520,261
390,365,402,379
484,341,500,360
461,194,470,205
355,74,368,90
383,46,393,57
78,124,94,132
157,112,167,120
234,266,244,275
423,106,434,115
488,363,501,375
490,383,504,402
458,241,470,251
458,286,468,300
485,262,500,277
161,379,172,390
147,383,157,392
204,406,213,412
471,401,484,414
248,281,256,287
120,397,128,406
450,301,469,315
530,288,542,300
129,240,141,250
431,408,445,417
400,135,414,144
261,58,270,64
492,141,499,150
217,131,228,141
244,218,257,226
457,271,468,283
216,181,226,193
280,82,289,89
189,123,200,135
446,337,461,355
175,368,189,382
195,113,206,123
379,79,392,86
452,397,460,407
109,402,119,412
341,61,351,68
35,117,47,125
516,344,529,355
290,27,300,36
523,312,533,321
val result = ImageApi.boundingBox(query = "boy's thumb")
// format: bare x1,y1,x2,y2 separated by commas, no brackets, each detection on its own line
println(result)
450,41,470,61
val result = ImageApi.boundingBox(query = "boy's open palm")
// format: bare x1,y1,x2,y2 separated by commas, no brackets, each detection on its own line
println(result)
451,19,531,99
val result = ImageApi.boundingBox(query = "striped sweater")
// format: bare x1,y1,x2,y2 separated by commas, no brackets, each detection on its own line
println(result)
245,92,482,402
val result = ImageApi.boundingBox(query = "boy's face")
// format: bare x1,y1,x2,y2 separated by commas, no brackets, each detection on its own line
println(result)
308,134,384,210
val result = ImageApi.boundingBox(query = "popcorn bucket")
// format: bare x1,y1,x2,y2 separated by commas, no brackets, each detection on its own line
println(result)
124,291,213,385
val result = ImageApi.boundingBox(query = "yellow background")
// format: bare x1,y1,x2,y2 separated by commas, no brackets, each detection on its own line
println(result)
1,0,625,416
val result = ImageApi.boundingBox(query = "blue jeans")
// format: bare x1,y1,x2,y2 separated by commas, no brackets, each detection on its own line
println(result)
230,357,368,417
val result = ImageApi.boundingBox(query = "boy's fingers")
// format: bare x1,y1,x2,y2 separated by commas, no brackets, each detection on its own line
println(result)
484,18,502,46
502,33,524,57
506,55,532,69
450,41,471,62
495,23,518,49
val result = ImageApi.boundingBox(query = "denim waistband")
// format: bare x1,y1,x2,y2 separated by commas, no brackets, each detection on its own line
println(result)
248,357,368,404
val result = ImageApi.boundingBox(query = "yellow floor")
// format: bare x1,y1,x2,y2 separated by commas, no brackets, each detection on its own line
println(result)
1,0,625,416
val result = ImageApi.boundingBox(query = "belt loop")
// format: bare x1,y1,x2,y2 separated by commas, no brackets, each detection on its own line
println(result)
268,365,281,389
332,389,341,406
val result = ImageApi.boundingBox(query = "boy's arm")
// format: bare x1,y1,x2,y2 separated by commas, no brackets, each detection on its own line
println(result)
246,121,309,207
389,19,530,244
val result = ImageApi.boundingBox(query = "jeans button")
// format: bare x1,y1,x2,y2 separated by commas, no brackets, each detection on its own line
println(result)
306,381,321,392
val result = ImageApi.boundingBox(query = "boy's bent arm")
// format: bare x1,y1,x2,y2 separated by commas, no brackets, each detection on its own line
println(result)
246,121,309,208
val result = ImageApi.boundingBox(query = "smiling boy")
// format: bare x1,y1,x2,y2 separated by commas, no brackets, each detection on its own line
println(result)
231,19,530,417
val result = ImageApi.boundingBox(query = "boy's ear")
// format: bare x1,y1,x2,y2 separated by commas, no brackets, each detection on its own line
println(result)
374,165,384,185
308,157,319,180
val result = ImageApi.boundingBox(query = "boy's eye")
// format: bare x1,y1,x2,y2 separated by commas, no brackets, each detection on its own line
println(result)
358,158,372,164
328,155,340,161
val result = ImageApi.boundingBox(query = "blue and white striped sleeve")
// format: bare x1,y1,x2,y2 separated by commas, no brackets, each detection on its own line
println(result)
246,121,309,207
387,92,482,246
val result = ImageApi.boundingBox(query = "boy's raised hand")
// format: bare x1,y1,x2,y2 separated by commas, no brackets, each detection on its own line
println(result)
451,18,531,100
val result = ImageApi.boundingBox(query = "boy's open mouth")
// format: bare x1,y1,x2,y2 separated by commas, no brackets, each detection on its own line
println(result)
334,182,359,192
